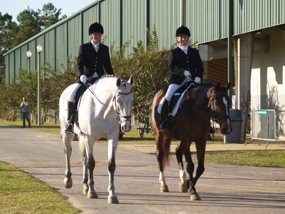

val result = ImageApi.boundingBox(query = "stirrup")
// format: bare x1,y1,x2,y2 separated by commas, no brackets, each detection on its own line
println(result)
65,124,74,134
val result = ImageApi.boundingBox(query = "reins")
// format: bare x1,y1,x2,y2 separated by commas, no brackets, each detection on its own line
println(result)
85,80,133,124
187,85,230,125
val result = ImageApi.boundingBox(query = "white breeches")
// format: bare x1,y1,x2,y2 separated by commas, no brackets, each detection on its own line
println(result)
67,83,82,102
164,76,193,101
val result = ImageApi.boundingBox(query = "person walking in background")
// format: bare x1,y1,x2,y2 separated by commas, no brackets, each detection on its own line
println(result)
20,97,31,128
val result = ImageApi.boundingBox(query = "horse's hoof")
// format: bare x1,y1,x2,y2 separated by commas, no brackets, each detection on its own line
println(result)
190,193,201,201
87,191,98,199
108,196,119,204
63,177,73,188
160,185,169,192
179,182,188,193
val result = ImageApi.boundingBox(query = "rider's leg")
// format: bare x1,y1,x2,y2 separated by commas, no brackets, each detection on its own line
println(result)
159,83,180,132
65,83,82,134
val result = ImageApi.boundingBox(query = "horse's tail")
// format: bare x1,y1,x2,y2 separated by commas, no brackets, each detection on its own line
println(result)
162,139,171,168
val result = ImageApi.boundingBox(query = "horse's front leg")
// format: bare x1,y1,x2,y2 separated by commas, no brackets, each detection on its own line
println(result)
82,149,88,195
81,135,97,199
62,133,73,188
175,142,188,193
107,136,119,204
183,143,201,201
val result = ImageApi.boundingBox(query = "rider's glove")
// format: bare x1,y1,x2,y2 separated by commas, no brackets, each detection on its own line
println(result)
80,74,88,84
194,77,201,84
184,70,191,77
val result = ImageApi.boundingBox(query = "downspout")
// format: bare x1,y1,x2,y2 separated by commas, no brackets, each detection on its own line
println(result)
228,0,233,99
180,0,185,26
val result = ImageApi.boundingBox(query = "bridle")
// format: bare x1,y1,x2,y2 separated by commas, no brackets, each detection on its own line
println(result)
112,88,133,125
208,92,230,125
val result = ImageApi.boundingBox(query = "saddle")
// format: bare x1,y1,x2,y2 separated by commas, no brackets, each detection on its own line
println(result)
169,82,196,116
167,82,196,140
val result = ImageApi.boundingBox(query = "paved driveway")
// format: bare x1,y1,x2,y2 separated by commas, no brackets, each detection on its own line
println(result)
0,125,284,214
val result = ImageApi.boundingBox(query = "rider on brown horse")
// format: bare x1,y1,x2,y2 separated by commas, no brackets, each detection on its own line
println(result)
159,25,204,132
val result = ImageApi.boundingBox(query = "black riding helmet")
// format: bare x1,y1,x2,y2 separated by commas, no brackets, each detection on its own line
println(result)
176,25,191,37
89,22,104,35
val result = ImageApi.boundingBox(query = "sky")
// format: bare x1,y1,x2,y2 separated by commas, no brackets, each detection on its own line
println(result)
0,0,96,22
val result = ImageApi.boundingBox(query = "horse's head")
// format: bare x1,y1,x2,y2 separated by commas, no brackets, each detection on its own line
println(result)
208,82,232,135
113,75,134,132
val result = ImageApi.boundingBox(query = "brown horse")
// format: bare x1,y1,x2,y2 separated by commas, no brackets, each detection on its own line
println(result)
151,82,232,200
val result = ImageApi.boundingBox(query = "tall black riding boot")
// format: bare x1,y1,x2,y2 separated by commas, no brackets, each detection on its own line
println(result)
159,100,169,132
65,101,74,134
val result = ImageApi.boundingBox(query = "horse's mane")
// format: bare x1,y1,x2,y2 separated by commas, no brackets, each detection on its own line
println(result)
100,74,117,79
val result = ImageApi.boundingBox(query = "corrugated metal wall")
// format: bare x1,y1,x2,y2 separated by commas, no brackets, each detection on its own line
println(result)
3,0,285,84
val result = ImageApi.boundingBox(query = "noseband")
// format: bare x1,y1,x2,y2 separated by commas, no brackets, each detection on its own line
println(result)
208,93,230,125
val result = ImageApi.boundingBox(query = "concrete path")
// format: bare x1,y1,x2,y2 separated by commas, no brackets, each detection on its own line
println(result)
0,125,284,214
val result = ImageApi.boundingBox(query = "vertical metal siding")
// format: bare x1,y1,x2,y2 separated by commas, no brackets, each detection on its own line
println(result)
122,0,147,55
149,0,180,50
188,0,229,43
67,15,82,58
100,0,121,47
234,0,285,35
56,24,67,70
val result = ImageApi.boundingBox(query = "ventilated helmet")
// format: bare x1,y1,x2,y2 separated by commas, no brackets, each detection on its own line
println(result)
89,22,104,35
175,25,191,37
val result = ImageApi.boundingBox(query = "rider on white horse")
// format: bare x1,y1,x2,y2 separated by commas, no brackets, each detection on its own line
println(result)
159,25,204,132
65,22,114,134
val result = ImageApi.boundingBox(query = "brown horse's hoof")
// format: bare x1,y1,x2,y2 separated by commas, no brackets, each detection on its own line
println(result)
108,195,119,204
190,192,201,201
87,191,98,199
63,177,73,188
179,181,188,193
160,185,169,192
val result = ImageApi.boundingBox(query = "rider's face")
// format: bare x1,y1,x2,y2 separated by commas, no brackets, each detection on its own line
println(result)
91,32,102,44
176,35,189,46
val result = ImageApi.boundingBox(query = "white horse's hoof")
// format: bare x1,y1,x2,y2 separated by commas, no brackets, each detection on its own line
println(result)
190,193,201,201
160,185,169,192
63,177,73,188
179,181,188,193
87,191,98,199
108,196,119,204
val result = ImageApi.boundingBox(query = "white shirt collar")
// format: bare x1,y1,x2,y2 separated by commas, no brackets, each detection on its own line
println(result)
91,41,100,47
179,45,188,54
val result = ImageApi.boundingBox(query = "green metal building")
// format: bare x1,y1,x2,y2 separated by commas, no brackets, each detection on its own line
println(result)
3,0,285,141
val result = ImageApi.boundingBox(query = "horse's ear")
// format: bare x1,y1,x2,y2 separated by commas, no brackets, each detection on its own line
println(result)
128,74,134,85
226,82,231,90
215,83,221,90
116,77,122,87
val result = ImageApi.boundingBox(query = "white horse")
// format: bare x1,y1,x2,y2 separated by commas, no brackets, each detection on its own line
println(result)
59,75,134,204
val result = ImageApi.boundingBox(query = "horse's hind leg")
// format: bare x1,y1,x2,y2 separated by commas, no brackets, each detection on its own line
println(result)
156,134,171,192
107,137,119,204
62,133,73,188
175,142,188,193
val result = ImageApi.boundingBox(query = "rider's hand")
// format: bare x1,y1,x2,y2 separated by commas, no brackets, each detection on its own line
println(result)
184,70,191,77
194,77,201,84
80,74,88,84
